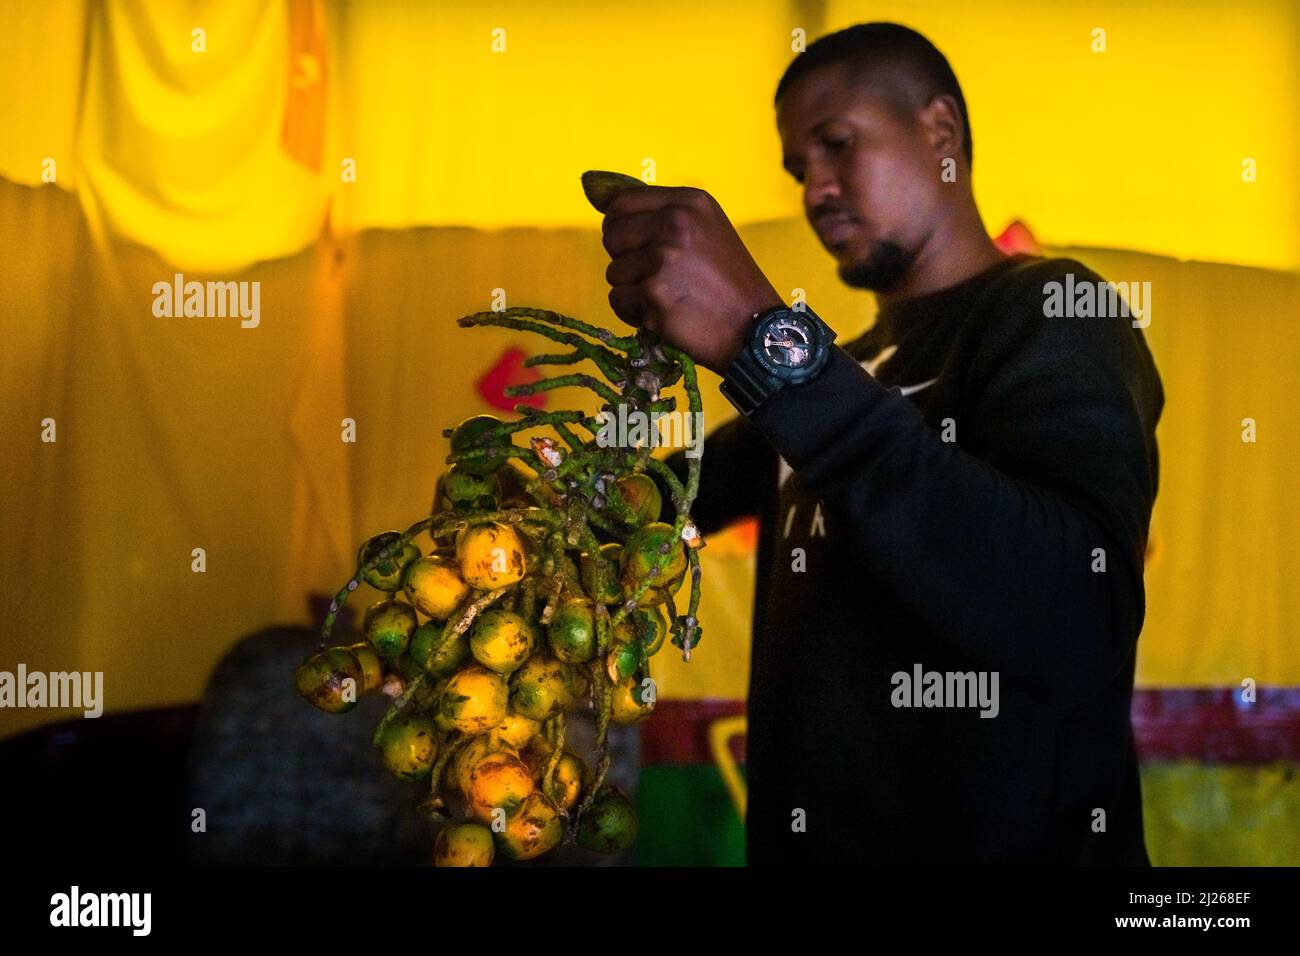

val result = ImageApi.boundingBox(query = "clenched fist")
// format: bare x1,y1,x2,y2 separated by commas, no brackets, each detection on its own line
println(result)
600,185,785,374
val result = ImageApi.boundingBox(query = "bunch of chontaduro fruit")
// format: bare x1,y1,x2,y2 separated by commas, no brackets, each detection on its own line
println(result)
294,278,705,866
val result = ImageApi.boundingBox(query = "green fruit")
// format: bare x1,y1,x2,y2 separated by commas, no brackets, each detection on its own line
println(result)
509,655,576,721
450,415,513,477
363,599,418,658
606,634,643,683
630,606,668,657
579,543,623,604
442,465,502,512
356,531,420,592
620,522,687,590
547,599,596,664
379,714,438,781
576,785,638,853
408,620,470,678
613,474,662,524
294,647,363,714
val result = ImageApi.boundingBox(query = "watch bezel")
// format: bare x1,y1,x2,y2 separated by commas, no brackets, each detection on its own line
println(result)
748,305,834,385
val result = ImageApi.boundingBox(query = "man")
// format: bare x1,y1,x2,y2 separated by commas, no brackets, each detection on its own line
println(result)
598,22,1163,864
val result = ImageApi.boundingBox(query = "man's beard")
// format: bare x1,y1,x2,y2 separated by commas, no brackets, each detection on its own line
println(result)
837,240,916,292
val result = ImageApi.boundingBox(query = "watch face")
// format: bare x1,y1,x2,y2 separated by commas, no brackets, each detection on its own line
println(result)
759,313,816,369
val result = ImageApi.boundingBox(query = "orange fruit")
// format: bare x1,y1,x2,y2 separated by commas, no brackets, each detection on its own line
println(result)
467,752,535,823
449,735,516,796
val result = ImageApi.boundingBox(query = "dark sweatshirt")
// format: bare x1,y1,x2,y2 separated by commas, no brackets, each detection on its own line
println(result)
658,253,1164,865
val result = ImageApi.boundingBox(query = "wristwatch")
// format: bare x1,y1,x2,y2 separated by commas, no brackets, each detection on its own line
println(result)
719,303,837,415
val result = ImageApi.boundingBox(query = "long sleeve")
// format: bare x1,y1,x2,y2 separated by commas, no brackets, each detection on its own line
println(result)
654,411,774,536
747,260,1163,708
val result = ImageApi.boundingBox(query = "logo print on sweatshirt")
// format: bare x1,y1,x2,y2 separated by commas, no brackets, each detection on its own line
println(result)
777,344,938,488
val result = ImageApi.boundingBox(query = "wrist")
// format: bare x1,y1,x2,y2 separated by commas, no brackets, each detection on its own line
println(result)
716,294,785,373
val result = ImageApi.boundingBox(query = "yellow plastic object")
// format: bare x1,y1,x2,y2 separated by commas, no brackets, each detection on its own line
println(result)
709,716,749,822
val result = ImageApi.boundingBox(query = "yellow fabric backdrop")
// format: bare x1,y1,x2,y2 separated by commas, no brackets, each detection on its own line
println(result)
1,0,1298,736
2,0,1297,269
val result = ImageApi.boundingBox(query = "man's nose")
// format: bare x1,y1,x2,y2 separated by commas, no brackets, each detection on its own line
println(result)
803,165,841,216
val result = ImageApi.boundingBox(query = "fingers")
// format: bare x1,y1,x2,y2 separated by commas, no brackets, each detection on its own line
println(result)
601,207,669,257
605,244,662,286
601,186,711,255
602,184,703,218
607,284,664,334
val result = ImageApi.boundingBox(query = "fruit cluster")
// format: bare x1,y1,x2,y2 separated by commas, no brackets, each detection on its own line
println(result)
295,293,704,866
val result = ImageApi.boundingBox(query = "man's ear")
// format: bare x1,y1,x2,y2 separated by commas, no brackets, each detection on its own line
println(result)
920,93,965,163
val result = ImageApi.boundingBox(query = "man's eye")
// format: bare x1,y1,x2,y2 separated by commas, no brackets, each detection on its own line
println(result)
825,137,849,151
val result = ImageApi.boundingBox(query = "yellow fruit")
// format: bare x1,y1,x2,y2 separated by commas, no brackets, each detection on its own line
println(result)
495,792,565,861
344,642,384,694
402,555,468,620
379,714,438,781
469,609,535,674
455,522,527,589
611,677,655,725
434,822,495,867
543,752,587,812
440,665,509,734
491,711,541,750
467,752,535,822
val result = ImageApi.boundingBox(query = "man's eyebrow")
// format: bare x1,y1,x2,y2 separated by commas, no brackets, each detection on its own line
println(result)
782,118,835,172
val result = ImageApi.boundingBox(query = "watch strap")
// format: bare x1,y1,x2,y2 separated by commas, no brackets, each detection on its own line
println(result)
719,346,778,416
